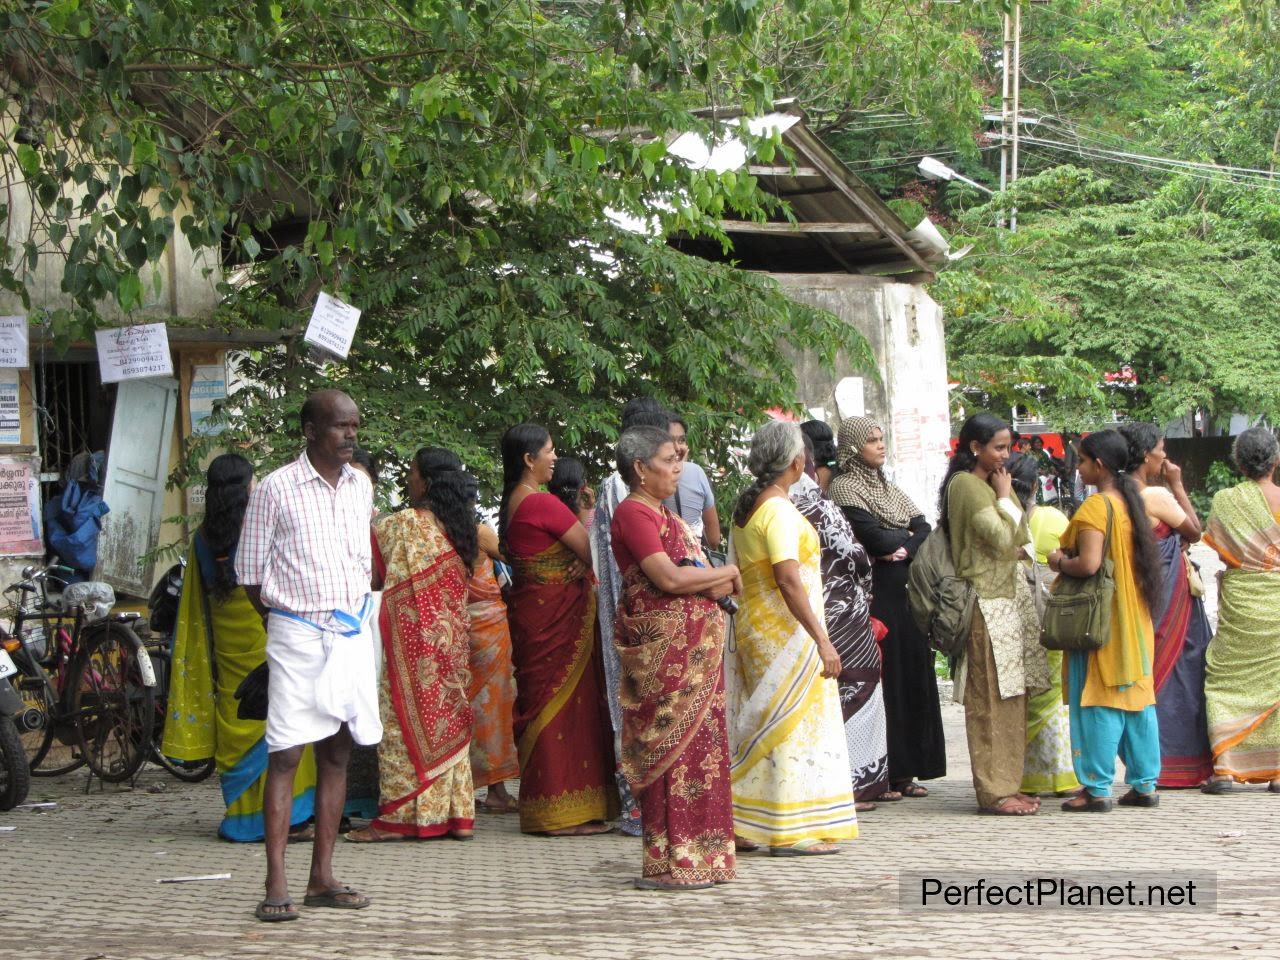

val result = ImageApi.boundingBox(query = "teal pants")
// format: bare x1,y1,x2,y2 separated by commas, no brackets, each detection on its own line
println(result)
1066,651,1160,797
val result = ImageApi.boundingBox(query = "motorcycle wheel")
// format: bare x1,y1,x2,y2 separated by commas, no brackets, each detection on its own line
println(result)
0,715,31,810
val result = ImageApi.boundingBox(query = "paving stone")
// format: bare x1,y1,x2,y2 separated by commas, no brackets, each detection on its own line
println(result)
12,699,1275,960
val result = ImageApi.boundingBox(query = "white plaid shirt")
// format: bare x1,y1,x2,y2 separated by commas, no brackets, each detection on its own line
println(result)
235,451,373,618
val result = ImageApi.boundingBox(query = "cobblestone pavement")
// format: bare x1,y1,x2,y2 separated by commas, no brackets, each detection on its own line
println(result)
12,691,1277,960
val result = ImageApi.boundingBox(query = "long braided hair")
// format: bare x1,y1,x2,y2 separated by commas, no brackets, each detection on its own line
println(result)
1080,429,1162,612
200,453,254,601
732,420,804,527
498,423,550,546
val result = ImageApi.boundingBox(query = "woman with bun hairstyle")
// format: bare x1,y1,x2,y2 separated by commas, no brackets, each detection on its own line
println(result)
940,415,1049,816
1047,430,1163,812
1117,423,1213,788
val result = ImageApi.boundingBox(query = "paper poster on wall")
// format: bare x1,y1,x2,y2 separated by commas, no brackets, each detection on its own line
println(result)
96,323,174,383
0,370,20,445
0,317,29,369
190,364,228,437
0,456,43,556
834,377,865,420
304,293,362,361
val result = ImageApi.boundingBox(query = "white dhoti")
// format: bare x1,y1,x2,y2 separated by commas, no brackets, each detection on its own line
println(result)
265,602,384,753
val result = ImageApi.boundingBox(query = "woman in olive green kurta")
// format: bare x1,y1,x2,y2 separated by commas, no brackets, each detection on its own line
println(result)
939,414,1049,816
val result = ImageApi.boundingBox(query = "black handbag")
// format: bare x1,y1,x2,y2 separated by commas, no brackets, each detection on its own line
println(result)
1039,497,1114,651
234,661,270,721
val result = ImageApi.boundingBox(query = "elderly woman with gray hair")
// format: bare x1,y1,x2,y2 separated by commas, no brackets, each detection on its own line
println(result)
608,425,742,890
1201,426,1280,795
726,420,859,855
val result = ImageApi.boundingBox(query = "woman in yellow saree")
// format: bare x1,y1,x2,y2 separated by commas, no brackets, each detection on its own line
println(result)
162,454,316,841
727,420,859,855
1202,427,1280,794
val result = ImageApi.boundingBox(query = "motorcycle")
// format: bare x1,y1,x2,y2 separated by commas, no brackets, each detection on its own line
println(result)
0,642,31,810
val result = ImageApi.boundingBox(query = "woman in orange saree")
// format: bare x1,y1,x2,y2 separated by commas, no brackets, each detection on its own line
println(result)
467,522,520,812
347,448,478,842
499,424,619,835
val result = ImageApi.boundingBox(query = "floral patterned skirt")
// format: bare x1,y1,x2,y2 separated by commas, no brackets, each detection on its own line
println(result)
638,694,736,883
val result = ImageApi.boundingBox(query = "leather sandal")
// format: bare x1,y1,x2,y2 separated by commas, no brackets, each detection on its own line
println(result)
1061,793,1113,813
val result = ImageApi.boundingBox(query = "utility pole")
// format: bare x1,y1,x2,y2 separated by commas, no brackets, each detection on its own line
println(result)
998,10,1012,228
1011,2,1022,232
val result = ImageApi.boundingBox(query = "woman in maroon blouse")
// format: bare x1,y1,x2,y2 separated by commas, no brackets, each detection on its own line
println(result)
609,425,742,890
498,423,619,835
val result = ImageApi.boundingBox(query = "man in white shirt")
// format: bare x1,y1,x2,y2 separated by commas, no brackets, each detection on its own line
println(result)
664,415,721,549
236,389,380,921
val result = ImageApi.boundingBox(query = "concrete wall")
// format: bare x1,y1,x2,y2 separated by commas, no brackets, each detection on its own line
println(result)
777,273,951,522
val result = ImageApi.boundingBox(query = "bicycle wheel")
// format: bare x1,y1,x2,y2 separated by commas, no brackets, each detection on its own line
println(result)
68,624,155,784
0,715,30,810
16,680,84,777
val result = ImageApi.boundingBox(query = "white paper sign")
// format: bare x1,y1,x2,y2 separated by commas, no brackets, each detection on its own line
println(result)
304,293,361,360
95,324,173,383
0,370,20,445
0,317,29,369
190,364,228,437
835,376,865,420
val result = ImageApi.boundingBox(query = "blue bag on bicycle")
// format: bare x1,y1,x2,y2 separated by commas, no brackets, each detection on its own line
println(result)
44,472,110,575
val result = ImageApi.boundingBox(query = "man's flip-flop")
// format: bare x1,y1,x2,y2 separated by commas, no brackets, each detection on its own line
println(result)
633,877,716,891
303,886,371,909
255,897,299,922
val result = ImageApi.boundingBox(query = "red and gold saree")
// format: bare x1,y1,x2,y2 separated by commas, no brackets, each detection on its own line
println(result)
611,499,735,883
369,508,475,837
506,493,619,833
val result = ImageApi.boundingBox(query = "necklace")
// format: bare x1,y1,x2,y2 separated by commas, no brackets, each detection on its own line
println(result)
518,481,540,493
766,482,789,498
630,489,663,510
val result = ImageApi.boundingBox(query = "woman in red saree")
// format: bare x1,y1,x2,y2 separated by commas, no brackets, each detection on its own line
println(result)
500,424,619,835
348,448,479,842
610,426,741,890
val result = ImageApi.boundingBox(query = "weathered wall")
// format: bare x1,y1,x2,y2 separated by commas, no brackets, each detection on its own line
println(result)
776,273,951,522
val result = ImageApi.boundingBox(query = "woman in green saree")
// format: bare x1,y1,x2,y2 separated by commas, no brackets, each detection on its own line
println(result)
1201,427,1280,794
162,454,317,841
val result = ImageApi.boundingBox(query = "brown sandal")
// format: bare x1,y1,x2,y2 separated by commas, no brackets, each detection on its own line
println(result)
979,796,1038,816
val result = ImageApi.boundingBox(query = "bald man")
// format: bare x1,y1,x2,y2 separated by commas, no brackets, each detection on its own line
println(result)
237,389,381,921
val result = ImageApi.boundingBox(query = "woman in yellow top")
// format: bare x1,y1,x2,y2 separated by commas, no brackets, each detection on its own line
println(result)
1047,430,1163,812
726,420,859,855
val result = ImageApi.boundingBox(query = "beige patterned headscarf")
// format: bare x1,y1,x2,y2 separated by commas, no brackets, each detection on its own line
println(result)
828,416,920,529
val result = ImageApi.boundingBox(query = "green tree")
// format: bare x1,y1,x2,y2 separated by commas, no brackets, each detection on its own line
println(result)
2,0,887,490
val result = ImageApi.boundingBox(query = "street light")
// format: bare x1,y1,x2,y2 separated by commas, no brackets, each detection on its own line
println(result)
917,156,994,195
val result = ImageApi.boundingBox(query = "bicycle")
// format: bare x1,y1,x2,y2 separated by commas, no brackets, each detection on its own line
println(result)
2,565,158,784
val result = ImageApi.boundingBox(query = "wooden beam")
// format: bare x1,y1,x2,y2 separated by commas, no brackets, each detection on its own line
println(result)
747,165,821,178
784,126,932,273
718,220,879,236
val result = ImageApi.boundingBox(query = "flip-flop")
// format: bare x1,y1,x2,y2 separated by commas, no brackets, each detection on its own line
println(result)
255,897,299,922
1201,779,1235,795
633,877,716,891
345,827,405,844
303,886,371,909
896,782,929,798
769,842,841,857
855,801,877,813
